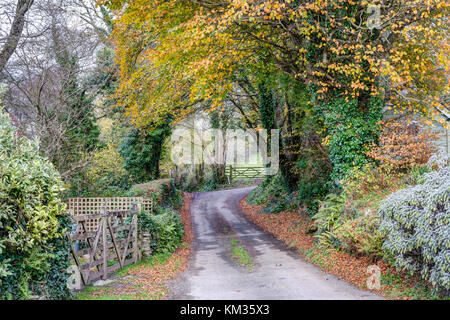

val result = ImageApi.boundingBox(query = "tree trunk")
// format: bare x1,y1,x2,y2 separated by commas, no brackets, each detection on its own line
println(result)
0,0,34,74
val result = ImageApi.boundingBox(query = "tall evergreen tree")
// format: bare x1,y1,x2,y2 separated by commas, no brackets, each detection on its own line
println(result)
120,123,171,183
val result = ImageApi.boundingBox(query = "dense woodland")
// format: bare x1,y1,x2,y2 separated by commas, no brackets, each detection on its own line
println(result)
0,0,449,299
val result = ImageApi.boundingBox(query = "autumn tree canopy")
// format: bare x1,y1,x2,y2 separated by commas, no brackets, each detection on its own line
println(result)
101,0,449,127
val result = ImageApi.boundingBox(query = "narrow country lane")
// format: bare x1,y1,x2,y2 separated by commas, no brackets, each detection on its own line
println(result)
166,187,382,300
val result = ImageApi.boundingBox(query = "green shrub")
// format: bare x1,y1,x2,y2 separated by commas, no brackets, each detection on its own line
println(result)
247,174,293,213
294,146,332,214
379,166,450,295
174,171,199,192
160,180,183,209
0,110,71,299
246,177,272,206
137,207,184,254
133,178,182,209
248,157,330,215
197,177,219,192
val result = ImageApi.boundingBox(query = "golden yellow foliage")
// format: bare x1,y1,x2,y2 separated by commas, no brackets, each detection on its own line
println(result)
101,0,449,127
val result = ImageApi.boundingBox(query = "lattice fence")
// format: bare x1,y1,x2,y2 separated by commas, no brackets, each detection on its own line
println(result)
142,198,153,214
66,197,153,231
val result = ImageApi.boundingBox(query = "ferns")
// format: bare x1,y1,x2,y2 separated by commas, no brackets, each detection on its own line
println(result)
313,193,348,234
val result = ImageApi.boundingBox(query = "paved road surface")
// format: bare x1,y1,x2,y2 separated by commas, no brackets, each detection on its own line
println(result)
166,187,382,300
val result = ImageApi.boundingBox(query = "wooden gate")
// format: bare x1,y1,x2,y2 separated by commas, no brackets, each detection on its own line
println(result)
226,165,267,182
68,207,139,286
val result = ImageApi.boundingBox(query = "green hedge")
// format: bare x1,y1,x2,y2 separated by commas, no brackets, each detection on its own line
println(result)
137,207,184,254
0,110,71,299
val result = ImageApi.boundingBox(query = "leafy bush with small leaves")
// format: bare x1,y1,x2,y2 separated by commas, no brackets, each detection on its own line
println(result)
379,166,450,295
137,207,184,254
0,110,71,300
319,95,383,180
427,148,450,170
247,175,294,213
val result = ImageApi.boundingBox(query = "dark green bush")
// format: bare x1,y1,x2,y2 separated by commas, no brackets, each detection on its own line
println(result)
197,177,220,192
133,178,182,209
247,175,294,213
32,214,72,299
160,179,183,209
247,175,285,205
295,156,331,215
319,95,383,180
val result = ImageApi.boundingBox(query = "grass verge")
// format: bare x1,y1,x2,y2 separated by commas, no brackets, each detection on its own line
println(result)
229,236,254,270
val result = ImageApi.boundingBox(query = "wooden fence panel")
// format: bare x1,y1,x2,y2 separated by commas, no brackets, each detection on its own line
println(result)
142,198,153,214
66,197,153,231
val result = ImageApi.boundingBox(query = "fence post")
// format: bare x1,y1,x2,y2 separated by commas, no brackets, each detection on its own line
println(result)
137,202,142,214
133,215,139,263
229,165,233,183
101,207,107,280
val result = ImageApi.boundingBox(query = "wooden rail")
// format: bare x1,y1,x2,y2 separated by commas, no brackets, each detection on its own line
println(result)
68,206,139,286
